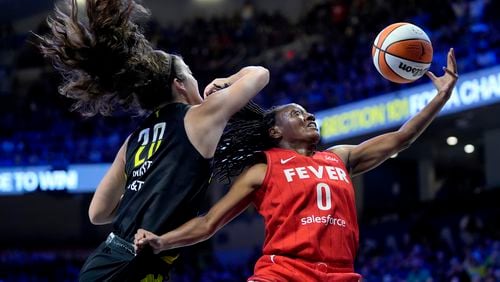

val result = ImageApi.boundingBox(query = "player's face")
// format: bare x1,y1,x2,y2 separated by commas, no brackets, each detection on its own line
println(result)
273,104,320,145
177,60,202,105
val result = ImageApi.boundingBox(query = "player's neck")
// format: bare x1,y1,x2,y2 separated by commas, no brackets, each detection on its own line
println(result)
278,143,316,157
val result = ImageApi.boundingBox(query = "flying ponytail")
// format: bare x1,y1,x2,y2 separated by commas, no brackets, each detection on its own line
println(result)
38,0,175,116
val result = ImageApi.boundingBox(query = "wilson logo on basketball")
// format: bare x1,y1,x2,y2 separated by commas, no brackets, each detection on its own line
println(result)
398,62,428,77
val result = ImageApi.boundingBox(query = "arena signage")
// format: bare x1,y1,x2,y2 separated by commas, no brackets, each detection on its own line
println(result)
317,66,500,143
0,164,109,195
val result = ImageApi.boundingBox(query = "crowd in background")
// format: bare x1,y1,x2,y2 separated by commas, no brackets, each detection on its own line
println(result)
1,0,500,165
1,0,500,281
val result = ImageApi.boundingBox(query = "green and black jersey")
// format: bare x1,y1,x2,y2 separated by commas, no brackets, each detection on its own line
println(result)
112,103,212,242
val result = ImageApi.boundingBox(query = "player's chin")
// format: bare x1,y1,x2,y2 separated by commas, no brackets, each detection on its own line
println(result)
307,131,321,143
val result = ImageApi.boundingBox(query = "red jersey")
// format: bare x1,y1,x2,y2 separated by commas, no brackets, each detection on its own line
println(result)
252,148,359,268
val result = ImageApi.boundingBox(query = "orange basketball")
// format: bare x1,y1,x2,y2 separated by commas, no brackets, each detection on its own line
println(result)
372,22,433,84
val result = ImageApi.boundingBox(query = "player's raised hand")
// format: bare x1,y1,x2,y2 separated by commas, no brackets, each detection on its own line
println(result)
203,78,231,99
426,48,459,97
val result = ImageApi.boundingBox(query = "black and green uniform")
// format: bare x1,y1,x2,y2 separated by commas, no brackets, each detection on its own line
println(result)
79,103,212,282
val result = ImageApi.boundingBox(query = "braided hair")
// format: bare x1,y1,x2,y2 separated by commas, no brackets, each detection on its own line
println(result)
213,101,283,183
38,0,181,116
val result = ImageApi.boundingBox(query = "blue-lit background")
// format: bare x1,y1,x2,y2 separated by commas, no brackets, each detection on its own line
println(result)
1,0,499,281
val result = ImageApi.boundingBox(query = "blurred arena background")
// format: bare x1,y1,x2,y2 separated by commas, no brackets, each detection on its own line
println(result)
1,0,500,281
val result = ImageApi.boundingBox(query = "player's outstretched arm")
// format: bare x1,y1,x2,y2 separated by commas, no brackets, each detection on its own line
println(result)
134,163,267,254
329,48,458,177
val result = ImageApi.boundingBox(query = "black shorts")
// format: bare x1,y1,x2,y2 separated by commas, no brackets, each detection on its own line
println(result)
79,233,178,282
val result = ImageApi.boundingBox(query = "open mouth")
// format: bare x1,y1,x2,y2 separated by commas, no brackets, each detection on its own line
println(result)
307,122,318,129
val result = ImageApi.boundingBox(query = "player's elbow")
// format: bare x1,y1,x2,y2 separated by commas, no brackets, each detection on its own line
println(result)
201,218,218,239
254,66,270,88
258,66,270,80
198,215,222,240
88,212,103,225
88,213,101,225
88,208,111,225
396,138,412,152
395,129,417,151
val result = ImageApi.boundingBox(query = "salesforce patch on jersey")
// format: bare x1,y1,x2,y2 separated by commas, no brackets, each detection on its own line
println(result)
300,214,347,227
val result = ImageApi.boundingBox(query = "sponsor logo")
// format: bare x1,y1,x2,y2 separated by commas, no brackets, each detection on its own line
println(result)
325,156,339,162
127,180,145,191
280,156,296,164
300,214,347,227
398,62,429,77
132,161,153,177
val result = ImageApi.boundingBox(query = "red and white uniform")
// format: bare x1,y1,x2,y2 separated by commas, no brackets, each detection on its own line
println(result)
248,148,361,282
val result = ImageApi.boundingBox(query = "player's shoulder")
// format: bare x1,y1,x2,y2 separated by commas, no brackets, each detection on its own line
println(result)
237,163,267,188
247,162,268,175
324,145,355,164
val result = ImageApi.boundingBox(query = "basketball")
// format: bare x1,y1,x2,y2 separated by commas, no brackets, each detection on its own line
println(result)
372,22,433,83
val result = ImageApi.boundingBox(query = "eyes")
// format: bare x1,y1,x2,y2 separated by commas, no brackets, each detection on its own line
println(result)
291,109,303,117
288,108,315,121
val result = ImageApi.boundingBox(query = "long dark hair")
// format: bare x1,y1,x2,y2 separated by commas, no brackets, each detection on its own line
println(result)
38,0,178,116
213,101,281,183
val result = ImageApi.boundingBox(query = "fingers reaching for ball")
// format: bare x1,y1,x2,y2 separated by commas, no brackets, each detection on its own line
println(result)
425,48,458,95
444,48,458,78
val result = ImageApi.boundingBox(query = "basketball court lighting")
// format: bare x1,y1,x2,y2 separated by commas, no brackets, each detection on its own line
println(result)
464,144,475,154
446,136,458,146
